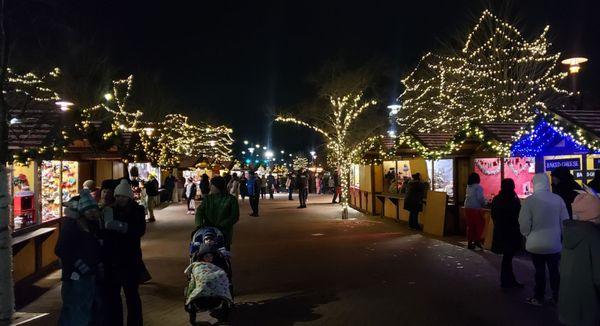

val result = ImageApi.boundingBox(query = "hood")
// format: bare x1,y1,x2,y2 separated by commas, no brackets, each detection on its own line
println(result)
562,220,598,249
533,173,551,193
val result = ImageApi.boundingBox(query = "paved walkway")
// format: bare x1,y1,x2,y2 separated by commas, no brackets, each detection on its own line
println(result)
18,194,561,325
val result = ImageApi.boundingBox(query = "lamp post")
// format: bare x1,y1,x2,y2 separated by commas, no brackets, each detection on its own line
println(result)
55,100,74,112
561,57,588,94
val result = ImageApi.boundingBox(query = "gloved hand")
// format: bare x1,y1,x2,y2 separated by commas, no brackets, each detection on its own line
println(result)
106,220,128,233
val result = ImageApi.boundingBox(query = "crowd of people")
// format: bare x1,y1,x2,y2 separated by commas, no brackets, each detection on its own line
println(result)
462,167,600,325
56,178,147,325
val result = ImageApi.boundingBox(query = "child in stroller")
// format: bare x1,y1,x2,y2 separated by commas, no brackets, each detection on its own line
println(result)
185,227,232,324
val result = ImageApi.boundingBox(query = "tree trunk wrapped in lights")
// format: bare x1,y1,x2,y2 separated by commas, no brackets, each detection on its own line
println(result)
399,10,569,134
276,92,377,219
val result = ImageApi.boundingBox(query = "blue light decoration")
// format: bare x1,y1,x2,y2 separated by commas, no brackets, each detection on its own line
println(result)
511,119,592,157
245,159,251,164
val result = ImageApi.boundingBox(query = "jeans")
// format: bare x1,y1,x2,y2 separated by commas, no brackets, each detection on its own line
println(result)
147,195,159,219
269,188,274,199
249,195,260,215
59,275,96,326
186,198,194,211
106,278,143,326
530,252,560,301
501,250,518,286
299,188,308,207
288,188,293,200
408,210,420,229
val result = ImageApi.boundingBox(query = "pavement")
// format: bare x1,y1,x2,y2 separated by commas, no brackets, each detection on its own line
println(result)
16,193,562,326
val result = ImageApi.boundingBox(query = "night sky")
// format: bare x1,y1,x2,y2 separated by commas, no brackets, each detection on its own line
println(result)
9,0,600,154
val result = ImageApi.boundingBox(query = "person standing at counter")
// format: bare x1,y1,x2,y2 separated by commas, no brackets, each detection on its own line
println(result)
519,174,569,307
464,172,487,250
491,178,524,289
404,173,426,231
550,167,582,219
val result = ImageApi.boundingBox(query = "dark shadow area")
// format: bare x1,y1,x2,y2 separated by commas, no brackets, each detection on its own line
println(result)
229,291,338,326
15,284,53,309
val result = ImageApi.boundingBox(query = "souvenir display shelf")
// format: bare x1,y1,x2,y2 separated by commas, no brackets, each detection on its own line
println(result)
61,161,79,202
41,160,79,223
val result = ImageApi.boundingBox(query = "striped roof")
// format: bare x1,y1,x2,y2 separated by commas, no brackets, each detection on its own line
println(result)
556,110,600,137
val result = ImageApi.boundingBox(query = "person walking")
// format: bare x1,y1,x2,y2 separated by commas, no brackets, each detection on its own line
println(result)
228,173,240,199
464,172,486,250
266,173,276,199
404,173,426,230
144,174,159,222
239,175,248,203
103,179,147,325
491,178,524,289
260,175,267,199
247,172,260,216
199,173,211,199
551,166,582,219
164,172,176,203
184,177,197,215
559,191,600,325
315,174,322,195
296,168,309,208
331,171,340,203
519,173,569,306
195,176,240,250
55,192,102,326
286,173,295,201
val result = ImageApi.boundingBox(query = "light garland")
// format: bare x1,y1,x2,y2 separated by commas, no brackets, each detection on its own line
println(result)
398,10,568,134
276,92,377,218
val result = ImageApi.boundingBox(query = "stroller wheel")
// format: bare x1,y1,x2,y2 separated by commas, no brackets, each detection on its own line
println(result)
188,310,197,325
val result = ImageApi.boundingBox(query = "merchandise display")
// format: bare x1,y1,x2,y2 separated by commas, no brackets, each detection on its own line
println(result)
41,160,62,222
61,161,79,202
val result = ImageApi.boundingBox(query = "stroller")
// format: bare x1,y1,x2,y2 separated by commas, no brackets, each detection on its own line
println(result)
185,227,233,324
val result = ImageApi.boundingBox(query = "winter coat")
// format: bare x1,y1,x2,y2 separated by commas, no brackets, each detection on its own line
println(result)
239,178,248,196
228,179,240,198
464,184,486,208
558,220,600,326
184,183,197,200
195,193,240,246
200,179,210,195
246,176,259,197
145,178,159,196
55,219,103,281
519,174,569,254
164,175,176,191
102,199,146,282
266,175,275,188
403,181,425,212
296,171,309,189
491,194,522,254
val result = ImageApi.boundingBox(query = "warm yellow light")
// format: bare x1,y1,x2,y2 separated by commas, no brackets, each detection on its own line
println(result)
56,101,74,112
104,93,113,101
143,127,155,136
561,57,588,74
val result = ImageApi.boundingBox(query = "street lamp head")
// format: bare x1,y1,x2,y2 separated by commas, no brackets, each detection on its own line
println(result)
143,127,155,136
387,102,401,115
387,130,397,138
309,150,316,156
255,144,260,148
104,93,114,101
264,150,274,159
56,100,74,112
9,117,22,125
561,57,588,74
243,140,249,145
248,147,255,154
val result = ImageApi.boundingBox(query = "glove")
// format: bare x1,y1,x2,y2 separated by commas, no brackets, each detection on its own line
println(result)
74,259,91,275
106,220,129,233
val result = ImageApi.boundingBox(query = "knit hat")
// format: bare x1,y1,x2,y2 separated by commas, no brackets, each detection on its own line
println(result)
196,243,217,260
114,179,134,199
83,179,95,190
78,189,99,215
572,192,600,221
63,197,80,219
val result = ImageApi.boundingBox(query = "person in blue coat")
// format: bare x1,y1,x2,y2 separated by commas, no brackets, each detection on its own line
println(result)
246,171,260,217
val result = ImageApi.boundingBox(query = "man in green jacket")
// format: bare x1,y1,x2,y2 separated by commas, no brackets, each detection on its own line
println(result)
195,176,239,250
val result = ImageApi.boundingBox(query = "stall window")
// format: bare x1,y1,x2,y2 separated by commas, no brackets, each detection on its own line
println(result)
543,155,583,185
41,160,62,222
504,157,535,198
382,160,412,194
11,163,36,230
426,159,454,198
474,158,502,200
350,164,360,188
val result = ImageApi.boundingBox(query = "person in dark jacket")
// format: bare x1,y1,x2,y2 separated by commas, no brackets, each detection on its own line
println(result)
246,172,261,216
551,166,582,219
404,173,426,230
287,173,295,201
239,175,248,202
491,178,524,289
164,172,177,203
266,173,276,199
55,192,102,326
144,174,159,222
331,171,340,203
184,177,197,214
103,179,147,326
587,170,600,194
296,168,309,208
200,173,211,197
